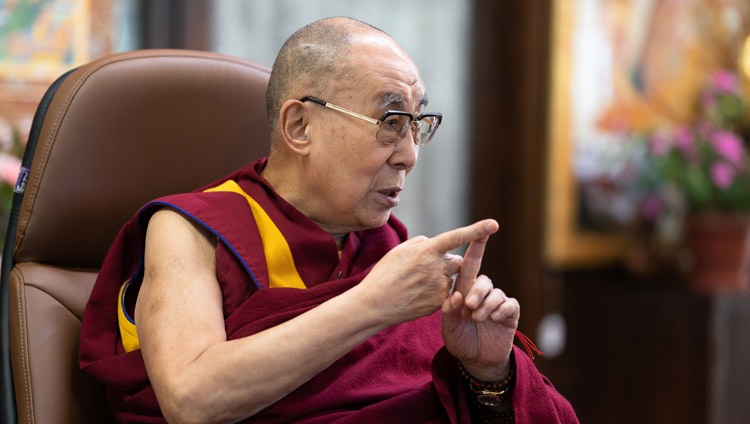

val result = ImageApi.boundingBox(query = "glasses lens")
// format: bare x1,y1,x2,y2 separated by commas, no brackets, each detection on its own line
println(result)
376,113,412,144
416,115,440,145
376,112,441,145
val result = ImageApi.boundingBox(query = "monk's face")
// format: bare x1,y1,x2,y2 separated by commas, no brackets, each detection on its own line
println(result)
301,33,427,235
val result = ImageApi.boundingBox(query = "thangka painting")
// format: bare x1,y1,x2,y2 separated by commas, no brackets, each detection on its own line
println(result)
545,0,750,268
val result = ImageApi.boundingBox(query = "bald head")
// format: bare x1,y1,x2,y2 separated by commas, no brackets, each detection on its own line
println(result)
265,17,391,137
260,18,429,235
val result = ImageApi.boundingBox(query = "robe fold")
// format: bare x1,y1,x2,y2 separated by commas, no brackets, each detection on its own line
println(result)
79,158,578,423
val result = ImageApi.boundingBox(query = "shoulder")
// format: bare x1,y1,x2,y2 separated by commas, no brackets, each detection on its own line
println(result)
136,190,253,235
148,207,216,242
145,207,217,266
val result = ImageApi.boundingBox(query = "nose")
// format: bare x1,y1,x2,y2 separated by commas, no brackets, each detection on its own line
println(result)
388,130,419,171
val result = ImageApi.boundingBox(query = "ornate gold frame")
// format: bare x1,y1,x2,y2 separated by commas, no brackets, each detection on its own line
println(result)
543,0,630,269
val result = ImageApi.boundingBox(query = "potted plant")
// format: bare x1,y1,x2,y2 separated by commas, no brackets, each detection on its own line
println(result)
633,70,750,292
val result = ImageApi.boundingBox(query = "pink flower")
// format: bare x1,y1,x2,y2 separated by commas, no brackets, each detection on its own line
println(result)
649,131,672,156
710,130,746,168
0,153,21,186
640,193,664,221
674,126,698,161
17,116,33,146
711,70,739,94
0,119,12,151
700,92,718,111
711,162,735,189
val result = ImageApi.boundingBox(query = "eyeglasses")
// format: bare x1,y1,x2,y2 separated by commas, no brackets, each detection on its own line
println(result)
300,96,442,145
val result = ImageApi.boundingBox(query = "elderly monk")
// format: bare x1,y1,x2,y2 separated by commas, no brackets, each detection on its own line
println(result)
79,17,578,424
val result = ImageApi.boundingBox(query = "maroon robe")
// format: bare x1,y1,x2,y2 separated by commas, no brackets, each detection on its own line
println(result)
79,158,578,423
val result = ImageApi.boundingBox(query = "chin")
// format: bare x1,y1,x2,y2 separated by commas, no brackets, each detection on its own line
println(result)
372,211,393,228
356,211,392,231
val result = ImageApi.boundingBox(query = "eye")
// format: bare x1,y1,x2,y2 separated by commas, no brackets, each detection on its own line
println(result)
381,113,411,133
382,116,402,129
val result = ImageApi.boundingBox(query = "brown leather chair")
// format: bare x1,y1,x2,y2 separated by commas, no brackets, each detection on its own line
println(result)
0,49,271,423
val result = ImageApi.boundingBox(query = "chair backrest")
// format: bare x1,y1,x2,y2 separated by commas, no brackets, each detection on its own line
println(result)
0,49,271,424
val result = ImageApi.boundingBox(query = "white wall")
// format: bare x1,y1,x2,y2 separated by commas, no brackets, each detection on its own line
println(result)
211,0,471,238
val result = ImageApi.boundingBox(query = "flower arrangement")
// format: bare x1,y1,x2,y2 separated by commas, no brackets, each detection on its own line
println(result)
632,70,750,226
0,119,27,246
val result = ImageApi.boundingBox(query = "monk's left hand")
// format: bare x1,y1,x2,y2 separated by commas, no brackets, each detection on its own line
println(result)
441,224,519,382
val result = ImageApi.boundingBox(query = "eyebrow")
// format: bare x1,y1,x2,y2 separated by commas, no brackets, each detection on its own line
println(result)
377,92,430,109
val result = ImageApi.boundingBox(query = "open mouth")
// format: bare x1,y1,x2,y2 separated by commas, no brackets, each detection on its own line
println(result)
378,188,401,206
379,189,401,198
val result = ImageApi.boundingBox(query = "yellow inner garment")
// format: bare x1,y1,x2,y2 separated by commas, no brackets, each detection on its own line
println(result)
118,181,306,352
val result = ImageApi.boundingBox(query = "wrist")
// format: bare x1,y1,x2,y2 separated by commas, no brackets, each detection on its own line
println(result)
461,356,511,383
459,354,516,415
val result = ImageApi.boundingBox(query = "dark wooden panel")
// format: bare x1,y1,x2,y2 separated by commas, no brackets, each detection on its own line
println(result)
545,271,750,424
138,0,211,50
469,0,552,336
562,273,708,423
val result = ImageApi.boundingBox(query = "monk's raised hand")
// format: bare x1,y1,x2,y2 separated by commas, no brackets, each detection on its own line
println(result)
440,220,519,382
356,219,499,327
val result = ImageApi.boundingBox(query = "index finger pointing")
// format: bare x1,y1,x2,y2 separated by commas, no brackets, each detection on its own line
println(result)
429,219,499,254
453,234,490,294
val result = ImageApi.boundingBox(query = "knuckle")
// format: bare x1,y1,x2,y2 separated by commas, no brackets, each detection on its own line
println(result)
476,275,494,289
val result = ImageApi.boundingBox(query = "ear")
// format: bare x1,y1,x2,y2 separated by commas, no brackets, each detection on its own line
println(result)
278,99,311,156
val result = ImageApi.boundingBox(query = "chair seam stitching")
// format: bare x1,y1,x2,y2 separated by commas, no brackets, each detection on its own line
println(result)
23,282,83,319
14,274,35,424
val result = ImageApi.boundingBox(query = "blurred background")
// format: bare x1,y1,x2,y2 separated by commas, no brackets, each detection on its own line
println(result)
2,1,750,423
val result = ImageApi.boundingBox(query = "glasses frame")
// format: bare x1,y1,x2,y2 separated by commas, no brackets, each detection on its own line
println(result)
299,96,442,145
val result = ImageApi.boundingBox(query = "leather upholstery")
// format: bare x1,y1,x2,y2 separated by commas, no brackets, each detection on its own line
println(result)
3,49,271,423
9,264,106,423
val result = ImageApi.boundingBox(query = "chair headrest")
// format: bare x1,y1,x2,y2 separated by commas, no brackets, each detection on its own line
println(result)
13,49,271,268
